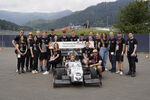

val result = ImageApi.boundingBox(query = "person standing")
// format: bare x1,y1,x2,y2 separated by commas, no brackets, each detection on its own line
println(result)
26,32,33,72
16,36,27,74
39,31,49,72
125,32,138,77
48,29,56,42
108,32,117,73
30,36,39,74
12,28,27,72
99,33,109,71
116,32,125,75
60,30,69,41
69,30,78,41
94,33,101,51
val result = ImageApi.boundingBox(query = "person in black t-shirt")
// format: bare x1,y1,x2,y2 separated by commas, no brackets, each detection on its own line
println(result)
43,43,62,75
35,30,41,60
94,33,101,51
108,32,116,72
39,31,49,72
53,35,60,42
16,35,27,74
125,32,138,77
78,33,86,42
99,32,109,71
12,28,27,48
89,49,104,77
12,28,27,73
26,32,33,72
69,30,78,41
30,36,39,74
116,32,125,75
48,29,56,42
82,41,93,67
60,30,69,41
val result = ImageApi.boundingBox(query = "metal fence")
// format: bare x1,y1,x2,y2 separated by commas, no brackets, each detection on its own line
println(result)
0,34,149,52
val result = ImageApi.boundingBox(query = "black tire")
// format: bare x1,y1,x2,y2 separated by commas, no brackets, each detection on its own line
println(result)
55,68,65,79
90,68,98,79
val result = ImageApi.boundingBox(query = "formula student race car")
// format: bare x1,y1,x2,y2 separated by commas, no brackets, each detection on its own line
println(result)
53,51,102,88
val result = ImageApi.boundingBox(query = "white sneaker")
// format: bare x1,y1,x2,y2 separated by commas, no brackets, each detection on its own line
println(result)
120,71,123,75
16,69,18,73
35,70,38,74
105,68,108,71
32,70,36,74
43,71,49,75
116,70,120,74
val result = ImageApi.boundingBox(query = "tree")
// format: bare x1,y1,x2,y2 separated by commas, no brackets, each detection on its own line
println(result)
115,0,150,33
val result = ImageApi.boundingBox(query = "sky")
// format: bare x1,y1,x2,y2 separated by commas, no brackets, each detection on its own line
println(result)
0,0,117,13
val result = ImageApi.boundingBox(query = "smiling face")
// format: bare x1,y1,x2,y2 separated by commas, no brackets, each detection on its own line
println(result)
70,55,75,61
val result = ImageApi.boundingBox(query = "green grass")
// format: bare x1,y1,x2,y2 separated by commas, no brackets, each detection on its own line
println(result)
31,29,118,35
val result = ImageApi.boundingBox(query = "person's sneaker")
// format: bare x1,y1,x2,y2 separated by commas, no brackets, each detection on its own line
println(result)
32,70,36,74
105,68,108,71
16,69,18,73
43,71,49,75
126,72,131,76
35,70,38,74
131,72,136,77
116,70,120,74
120,71,123,75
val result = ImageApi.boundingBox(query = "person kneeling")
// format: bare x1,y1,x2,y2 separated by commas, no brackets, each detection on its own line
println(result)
43,43,61,75
89,49,104,78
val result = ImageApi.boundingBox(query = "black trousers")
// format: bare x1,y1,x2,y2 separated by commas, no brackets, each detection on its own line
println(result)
26,49,33,71
32,52,38,70
127,55,136,73
109,52,116,71
17,57,25,71
47,59,60,71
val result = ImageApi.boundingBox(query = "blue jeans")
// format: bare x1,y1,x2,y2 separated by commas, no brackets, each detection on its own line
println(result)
99,47,108,68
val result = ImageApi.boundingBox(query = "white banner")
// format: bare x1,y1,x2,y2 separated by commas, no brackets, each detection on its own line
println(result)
51,41,94,49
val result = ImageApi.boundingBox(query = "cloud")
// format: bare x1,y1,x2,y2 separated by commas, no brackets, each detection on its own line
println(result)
0,0,117,13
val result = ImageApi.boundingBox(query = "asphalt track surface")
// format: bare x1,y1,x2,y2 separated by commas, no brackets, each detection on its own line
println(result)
0,48,150,100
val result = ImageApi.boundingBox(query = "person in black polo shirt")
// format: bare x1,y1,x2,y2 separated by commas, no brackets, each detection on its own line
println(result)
108,32,116,73
39,31,49,72
116,32,125,75
60,30,69,41
89,49,104,78
125,32,138,77
69,30,78,41
82,41,93,67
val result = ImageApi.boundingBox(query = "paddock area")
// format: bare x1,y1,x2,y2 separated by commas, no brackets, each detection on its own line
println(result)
0,48,150,100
